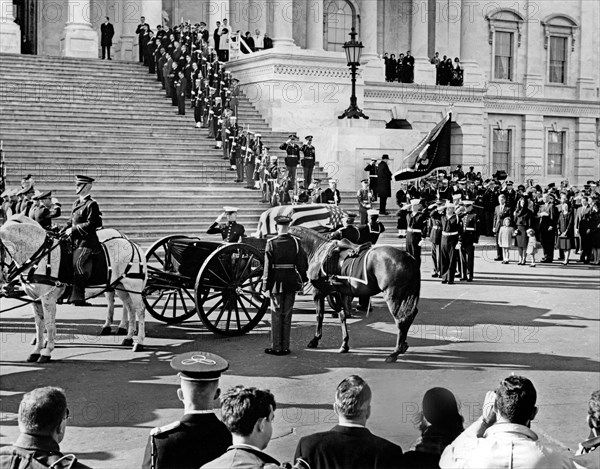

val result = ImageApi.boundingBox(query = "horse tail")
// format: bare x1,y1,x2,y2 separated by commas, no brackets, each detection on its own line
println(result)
394,255,421,322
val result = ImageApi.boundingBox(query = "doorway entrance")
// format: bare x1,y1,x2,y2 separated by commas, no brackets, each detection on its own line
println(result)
13,0,38,54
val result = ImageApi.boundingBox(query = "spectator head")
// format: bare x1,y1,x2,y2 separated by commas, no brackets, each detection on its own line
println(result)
587,390,600,430
245,31,250,37
334,375,372,424
526,228,535,237
105,16,109,22
503,217,511,226
223,18,228,24
390,53,395,59
220,386,276,450
18,387,69,443
140,16,145,22
216,21,221,27
494,375,538,426
454,57,460,63
407,50,411,55
418,387,464,435
435,51,439,56
255,29,260,35
498,194,506,204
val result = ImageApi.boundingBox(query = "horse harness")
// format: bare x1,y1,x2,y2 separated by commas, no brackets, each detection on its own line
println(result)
320,241,373,286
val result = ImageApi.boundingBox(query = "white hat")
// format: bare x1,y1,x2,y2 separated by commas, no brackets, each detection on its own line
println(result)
462,200,474,206
223,206,238,213
254,133,261,137
445,202,456,209
367,209,379,217
270,155,278,161
410,198,421,205
452,194,461,201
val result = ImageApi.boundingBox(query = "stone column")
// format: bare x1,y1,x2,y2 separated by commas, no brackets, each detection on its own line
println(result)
119,0,139,61
248,0,268,38
0,0,20,53
523,0,542,94
575,117,598,184
61,0,100,58
459,0,484,87
306,0,323,50
411,0,435,84
360,0,384,81
576,0,596,100
142,0,163,31
268,0,296,50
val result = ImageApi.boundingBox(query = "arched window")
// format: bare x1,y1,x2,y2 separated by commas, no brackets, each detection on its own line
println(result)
486,9,524,82
324,0,356,52
542,14,579,85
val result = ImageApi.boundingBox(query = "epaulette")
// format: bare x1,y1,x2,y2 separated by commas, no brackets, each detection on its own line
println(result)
150,420,181,436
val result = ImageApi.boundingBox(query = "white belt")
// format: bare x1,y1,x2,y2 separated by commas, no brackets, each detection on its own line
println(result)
407,228,422,233
465,227,476,231
442,231,458,236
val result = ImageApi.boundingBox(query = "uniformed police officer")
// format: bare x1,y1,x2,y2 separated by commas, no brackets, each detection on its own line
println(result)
141,351,232,469
261,215,308,356
32,190,61,231
207,206,245,242
300,135,316,187
458,200,479,282
330,213,360,243
64,175,102,306
405,198,428,268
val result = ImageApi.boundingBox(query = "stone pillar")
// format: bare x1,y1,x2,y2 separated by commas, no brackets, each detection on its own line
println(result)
306,0,323,50
411,0,435,84
268,0,296,50
360,0,384,81
119,0,139,61
576,0,596,100
574,117,598,184
142,0,163,31
521,114,544,182
248,0,268,38
523,0,543,95
0,0,20,54
459,0,484,86
61,0,100,58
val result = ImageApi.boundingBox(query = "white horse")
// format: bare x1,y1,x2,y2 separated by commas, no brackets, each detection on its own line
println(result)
0,215,147,363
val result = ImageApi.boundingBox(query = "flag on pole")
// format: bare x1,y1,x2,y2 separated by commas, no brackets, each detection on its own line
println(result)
394,113,452,181
0,140,5,195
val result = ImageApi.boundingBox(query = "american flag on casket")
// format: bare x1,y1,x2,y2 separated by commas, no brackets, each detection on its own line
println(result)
255,204,347,237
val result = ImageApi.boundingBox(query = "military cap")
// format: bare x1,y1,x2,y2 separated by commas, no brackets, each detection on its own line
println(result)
274,215,292,225
254,133,262,138
410,198,421,205
305,135,313,140
587,180,596,185
360,178,368,183
517,184,525,190
230,116,237,121
171,351,228,382
75,175,95,184
22,174,33,180
16,186,34,196
506,180,514,185
328,179,338,184
223,206,238,213
547,182,556,188
313,178,322,184
200,21,207,26
428,200,445,210
288,134,297,139
269,155,278,161
445,202,456,209
462,200,474,206
452,194,461,200
33,190,52,200
382,154,390,160
367,209,379,217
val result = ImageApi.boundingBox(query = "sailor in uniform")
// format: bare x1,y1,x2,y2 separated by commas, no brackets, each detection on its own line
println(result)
207,206,245,242
330,213,361,243
357,209,386,245
458,200,479,282
405,198,428,268
141,351,232,469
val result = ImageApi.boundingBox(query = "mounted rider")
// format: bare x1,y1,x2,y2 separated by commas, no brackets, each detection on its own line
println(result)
64,175,102,306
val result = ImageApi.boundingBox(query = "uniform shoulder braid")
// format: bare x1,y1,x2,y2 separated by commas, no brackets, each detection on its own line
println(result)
151,420,182,436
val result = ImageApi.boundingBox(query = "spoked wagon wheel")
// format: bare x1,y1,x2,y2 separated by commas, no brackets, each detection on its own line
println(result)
195,243,269,336
143,235,198,324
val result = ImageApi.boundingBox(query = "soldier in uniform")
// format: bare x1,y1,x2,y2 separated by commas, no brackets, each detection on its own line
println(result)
405,199,428,268
364,158,379,202
357,179,373,225
357,210,386,245
320,179,341,205
300,136,316,187
176,70,187,115
428,200,445,277
458,200,479,282
32,190,61,231
261,215,308,355
439,202,462,285
279,135,300,189
141,352,232,469
207,206,245,242
64,176,102,306
17,185,35,217
330,213,360,243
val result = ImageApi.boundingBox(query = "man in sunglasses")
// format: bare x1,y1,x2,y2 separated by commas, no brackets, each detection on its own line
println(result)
0,386,90,468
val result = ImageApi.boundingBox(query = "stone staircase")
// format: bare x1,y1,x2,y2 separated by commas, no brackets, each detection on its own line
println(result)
0,53,354,244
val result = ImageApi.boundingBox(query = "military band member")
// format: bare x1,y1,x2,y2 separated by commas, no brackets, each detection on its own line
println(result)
280,135,300,189
428,200,445,277
330,213,360,243
300,136,316,187
64,175,102,306
261,215,308,356
440,202,462,284
207,206,245,242
320,179,341,205
357,179,373,225
458,200,479,282
405,199,428,268
32,190,61,231
364,158,379,202
141,352,232,469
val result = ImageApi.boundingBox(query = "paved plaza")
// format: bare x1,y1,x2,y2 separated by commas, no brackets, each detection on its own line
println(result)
1,248,599,468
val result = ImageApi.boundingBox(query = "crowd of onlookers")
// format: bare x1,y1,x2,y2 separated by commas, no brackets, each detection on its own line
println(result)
382,51,463,86
430,52,463,86
2,376,598,468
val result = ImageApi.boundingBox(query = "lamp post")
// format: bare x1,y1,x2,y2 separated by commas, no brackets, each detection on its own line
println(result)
338,28,369,120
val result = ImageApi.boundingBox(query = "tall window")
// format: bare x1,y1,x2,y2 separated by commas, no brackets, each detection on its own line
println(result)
494,32,513,80
549,36,567,83
324,0,355,52
492,129,512,173
548,131,565,176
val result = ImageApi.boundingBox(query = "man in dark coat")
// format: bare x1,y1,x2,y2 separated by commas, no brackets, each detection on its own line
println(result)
428,200,445,277
142,352,232,469
32,190,61,231
261,215,308,355
176,70,187,115
100,17,114,60
300,136,316,187
136,17,151,63
294,375,403,469
493,193,512,261
377,154,392,215
440,203,462,284
364,158,379,201
65,175,102,306
538,192,559,263
459,200,479,281
320,179,341,205
207,206,245,242
405,199,428,268
280,135,301,189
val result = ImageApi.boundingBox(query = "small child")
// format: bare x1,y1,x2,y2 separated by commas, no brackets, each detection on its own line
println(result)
526,228,538,267
497,217,515,264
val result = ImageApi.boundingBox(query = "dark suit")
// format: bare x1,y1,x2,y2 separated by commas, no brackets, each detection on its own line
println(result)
429,211,443,276
493,204,512,258
538,202,558,261
440,214,462,283
364,162,379,201
320,188,341,206
100,22,114,59
136,23,151,62
377,160,392,214
177,76,187,115
459,212,479,281
207,221,245,242
142,413,232,469
294,425,403,469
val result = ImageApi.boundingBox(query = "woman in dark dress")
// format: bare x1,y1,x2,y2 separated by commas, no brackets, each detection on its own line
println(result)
556,202,575,265
514,196,533,264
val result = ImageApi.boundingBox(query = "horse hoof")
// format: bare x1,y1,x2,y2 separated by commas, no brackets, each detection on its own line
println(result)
37,355,51,364
26,354,40,363
116,328,127,336
100,326,112,336
132,343,144,352
307,338,319,349
121,338,134,347
385,354,399,363
339,346,349,354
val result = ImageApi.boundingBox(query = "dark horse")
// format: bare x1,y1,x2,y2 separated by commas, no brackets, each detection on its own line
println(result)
289,226,421,362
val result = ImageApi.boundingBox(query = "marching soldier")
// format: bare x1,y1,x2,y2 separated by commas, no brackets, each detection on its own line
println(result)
405,199,428,268
364,158,379,202
428,200,445,277
64,175,102,306
261,215,308,356
32,190,61,231
357,178,374,225
141,352,232,469
458,200,479,282
280,135,300,189
439,202,462,285
207,206,245,242
320,179,341,205
330,213,360,243
300,135,316,187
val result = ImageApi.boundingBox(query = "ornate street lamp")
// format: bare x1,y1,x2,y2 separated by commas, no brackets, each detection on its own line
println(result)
338,27,369,120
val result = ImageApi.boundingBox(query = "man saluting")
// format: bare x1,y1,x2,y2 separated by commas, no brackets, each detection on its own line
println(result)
64,175,102,306
207,206,245,242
